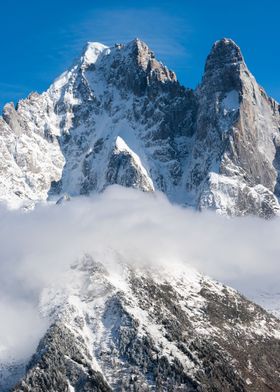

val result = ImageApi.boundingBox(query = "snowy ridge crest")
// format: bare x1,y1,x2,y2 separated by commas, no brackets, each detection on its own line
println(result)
0,37,279,217
6,254,280,391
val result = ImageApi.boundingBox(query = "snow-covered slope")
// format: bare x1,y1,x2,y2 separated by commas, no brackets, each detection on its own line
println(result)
5,254,280,391
1,38,279,216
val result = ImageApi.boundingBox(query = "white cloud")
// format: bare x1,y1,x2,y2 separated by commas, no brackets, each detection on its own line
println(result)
0,185,279,364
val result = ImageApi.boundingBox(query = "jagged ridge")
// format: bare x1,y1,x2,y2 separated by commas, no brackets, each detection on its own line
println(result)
9,255,280,391
0,38,279,216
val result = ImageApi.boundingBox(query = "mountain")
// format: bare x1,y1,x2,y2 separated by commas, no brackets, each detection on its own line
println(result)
0,38,279,216
4,254,280,392
1,38,280,391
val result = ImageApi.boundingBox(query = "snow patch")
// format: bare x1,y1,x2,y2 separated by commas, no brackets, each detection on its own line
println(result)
82,42,109,65
115,136,154,191
222,90,239,112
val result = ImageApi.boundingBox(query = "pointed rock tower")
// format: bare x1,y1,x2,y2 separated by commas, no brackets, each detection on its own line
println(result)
190,38,280,217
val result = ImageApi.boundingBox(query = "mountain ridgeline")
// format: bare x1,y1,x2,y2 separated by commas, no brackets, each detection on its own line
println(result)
1,38,280,392
0,38,280,217
9,257,280,392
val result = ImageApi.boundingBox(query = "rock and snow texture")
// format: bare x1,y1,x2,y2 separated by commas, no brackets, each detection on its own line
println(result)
1,37,280,391
194,38,280,217
0,38,279,216
7,254,280,392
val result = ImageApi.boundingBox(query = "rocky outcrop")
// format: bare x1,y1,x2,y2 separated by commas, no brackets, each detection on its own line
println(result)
193,38,280,216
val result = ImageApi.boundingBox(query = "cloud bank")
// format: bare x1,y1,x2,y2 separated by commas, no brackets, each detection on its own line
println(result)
0,185,279,364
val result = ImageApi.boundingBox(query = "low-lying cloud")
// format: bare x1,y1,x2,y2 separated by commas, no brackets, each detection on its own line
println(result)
0,185,280,364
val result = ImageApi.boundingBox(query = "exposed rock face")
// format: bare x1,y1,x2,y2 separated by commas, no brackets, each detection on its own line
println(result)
9,255,280,391
0,37,279,216
194,38,280,216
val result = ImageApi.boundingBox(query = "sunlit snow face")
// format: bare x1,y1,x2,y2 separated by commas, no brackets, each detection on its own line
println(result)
0,185,279,362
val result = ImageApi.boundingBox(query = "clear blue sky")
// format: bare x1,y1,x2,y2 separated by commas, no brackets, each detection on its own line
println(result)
0,0,280,109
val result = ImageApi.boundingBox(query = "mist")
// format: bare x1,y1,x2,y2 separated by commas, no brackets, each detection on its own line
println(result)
0,185,279,364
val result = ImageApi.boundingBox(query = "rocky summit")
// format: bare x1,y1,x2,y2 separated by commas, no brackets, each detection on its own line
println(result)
0,38,279,217
7,256,280,392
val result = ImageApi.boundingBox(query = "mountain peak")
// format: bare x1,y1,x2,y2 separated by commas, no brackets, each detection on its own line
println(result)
205,38,244,73
214,37,240,49
101,37,177,89
127,37,149,49
124,37,154,62
198,38,246,94
81,41,109,66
